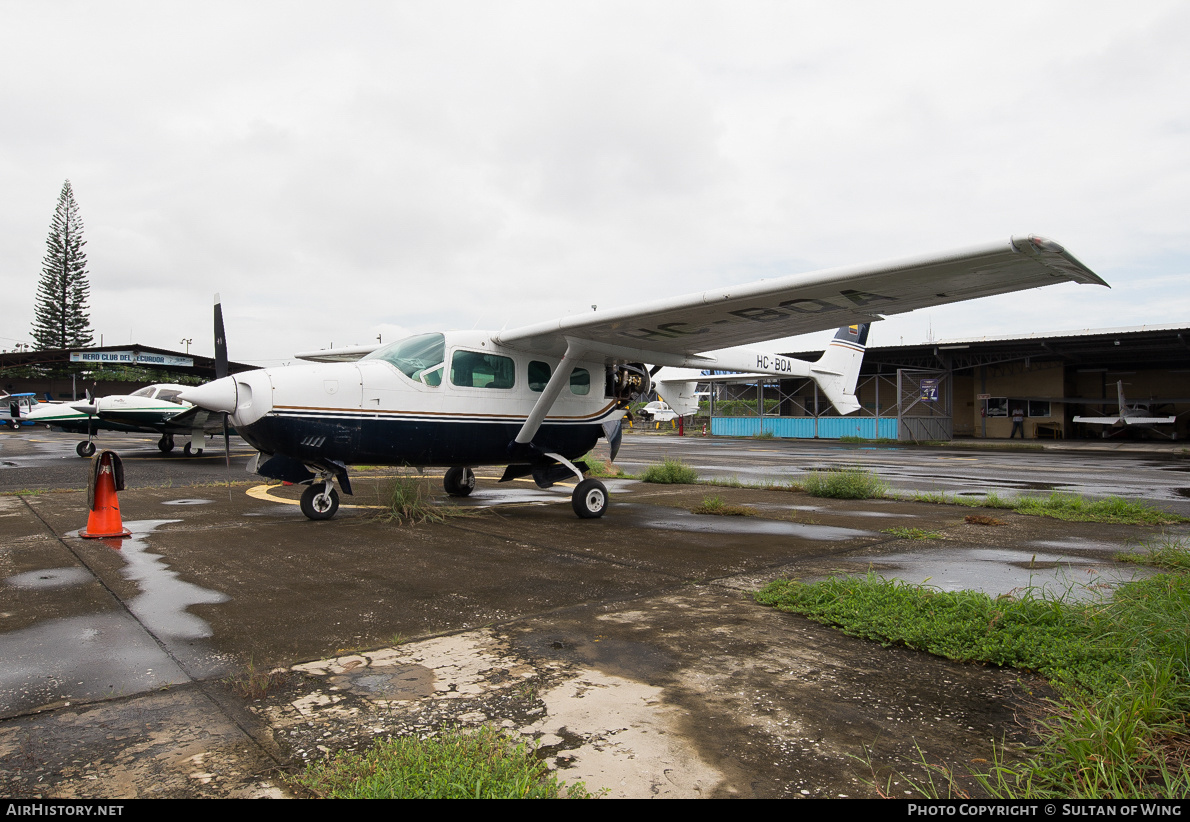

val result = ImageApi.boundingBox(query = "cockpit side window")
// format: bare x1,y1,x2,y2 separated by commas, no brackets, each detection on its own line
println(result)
361,333,446,385
155,389,184,405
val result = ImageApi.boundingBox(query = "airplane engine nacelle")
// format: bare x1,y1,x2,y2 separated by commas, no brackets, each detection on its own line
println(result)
607,362,651,403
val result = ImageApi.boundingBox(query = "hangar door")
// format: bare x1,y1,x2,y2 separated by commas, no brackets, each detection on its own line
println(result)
896,369,952,442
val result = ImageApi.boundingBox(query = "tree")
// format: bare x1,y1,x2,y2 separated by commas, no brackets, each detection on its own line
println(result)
31,180,93,350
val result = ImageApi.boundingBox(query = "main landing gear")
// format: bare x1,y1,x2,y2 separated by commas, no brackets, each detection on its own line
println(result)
76,440,96,457
157,435,175,454
443,466,476,497
571,478,608,518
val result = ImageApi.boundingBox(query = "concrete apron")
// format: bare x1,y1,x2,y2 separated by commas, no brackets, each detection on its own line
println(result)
1,480,1180,798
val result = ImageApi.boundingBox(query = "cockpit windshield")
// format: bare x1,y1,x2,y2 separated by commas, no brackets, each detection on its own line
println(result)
362,332,446,385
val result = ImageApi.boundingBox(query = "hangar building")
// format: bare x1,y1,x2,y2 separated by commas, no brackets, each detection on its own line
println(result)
705,325,1190,441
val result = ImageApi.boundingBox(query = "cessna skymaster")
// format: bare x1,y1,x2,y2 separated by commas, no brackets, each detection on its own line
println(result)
180,235,1106,520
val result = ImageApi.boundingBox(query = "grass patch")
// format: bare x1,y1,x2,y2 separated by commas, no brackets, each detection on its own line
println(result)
639,457,699,484
882,526,943,540
289,725,600,798
802,468,887,499
691,495,757,516
838,436,899,445
1011,493,1181,525
751,430,776,440
755,572,1190,798
905,490,1183,525
380,474,472,524
1116,534,1190,572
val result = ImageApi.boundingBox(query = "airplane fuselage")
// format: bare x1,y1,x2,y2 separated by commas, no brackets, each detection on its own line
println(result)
200,330,621,469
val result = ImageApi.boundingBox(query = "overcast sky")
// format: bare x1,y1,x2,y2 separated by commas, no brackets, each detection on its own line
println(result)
2,1,1187,366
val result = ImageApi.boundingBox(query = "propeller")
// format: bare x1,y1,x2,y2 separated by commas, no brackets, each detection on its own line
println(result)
213,293,232,499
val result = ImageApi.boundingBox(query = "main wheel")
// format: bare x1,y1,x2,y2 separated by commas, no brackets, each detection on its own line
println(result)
183,442,203,457
443,466,476,497
300,483,340,520
76,441,96,457
571,478,608,519
8,420,19,430
158,436,175,454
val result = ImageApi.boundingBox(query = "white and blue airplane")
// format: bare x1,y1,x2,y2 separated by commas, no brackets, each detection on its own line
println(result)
180,235,1106,520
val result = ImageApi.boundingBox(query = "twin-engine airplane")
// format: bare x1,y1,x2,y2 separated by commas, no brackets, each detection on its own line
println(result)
19,384,228,457
17,302,235,457
180,235,1106,520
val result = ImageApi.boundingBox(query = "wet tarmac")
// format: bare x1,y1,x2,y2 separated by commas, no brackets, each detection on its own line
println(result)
1,429,1188,798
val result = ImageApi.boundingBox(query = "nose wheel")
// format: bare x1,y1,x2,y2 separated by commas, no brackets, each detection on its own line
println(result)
300,482,340,520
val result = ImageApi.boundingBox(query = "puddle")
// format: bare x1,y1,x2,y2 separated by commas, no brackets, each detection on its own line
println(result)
113,520,230,641
624,505,873,541
852,547,1153,599
162,498,214,506
5,567,93,589
0,612,190,717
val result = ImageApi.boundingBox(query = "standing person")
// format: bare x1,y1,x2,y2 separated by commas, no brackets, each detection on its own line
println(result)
1010,406,1025,439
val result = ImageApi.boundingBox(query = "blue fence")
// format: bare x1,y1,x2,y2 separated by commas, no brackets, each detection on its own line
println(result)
710,416,898,439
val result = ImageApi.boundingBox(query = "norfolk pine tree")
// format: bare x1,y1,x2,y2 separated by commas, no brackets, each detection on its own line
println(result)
31,180,94,350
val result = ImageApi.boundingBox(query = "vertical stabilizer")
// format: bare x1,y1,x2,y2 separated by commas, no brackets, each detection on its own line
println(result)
656,379,701,417
809,324,869,414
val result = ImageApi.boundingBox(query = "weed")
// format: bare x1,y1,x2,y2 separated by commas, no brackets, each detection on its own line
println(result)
691,495,757,516
639,457,699,484
752,430,776,440
965,514,1005,526
225,658,292,699
380,474,472,524
882,526,943,540
802,468,887,499
289,725,601,798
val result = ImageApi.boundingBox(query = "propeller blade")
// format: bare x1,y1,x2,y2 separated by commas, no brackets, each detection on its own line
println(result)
213,293,229,380
223,412,232,501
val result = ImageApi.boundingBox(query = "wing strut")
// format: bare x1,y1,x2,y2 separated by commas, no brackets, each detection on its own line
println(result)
508,337,587,460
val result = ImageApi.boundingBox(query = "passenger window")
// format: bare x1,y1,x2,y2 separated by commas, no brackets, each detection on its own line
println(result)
451,350,515,389
528,361,551,393
570,368,590,395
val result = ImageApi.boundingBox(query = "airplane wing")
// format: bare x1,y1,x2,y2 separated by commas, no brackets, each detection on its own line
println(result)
494,235,1106,362
295,344,380,363
1072,415,1123,425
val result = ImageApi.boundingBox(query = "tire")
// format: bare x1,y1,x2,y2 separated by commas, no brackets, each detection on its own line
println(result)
183,442,203,457
76,441,96,458
158,436,174,454
443,466,476,497
300,483,340,520
571,478,608,519
8,420,19,430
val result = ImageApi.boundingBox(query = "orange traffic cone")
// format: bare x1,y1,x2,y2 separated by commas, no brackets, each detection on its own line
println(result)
81,450,131,539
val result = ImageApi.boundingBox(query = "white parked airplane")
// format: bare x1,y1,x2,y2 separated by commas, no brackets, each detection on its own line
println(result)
180,235,1106,520
1073,381,1179,438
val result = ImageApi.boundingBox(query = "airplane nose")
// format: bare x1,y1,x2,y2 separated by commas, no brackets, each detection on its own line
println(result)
179,377,238,415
